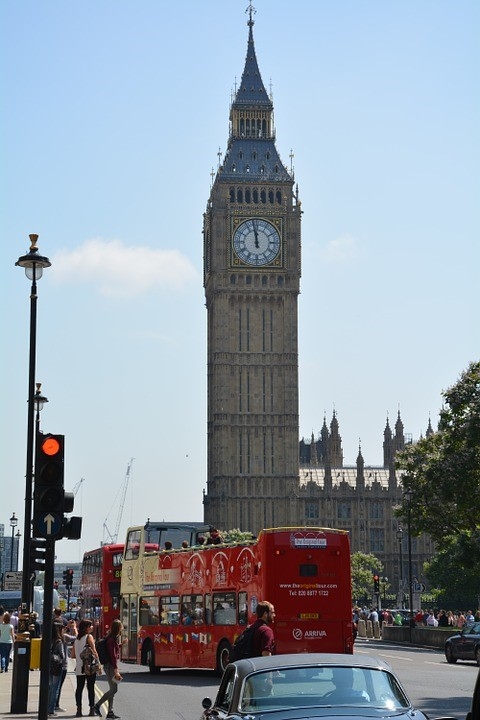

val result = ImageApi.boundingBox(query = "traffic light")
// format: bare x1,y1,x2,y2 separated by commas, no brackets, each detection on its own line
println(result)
62,516,82,541
34,432,67,539
373,574,380,594
65,569,74,589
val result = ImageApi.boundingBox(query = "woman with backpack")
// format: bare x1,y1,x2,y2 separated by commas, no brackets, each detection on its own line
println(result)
93,619,123,720
71,620,100,717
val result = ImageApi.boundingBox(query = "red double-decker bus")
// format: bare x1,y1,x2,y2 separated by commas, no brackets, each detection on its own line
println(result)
120,525,353,673
81,544,123,638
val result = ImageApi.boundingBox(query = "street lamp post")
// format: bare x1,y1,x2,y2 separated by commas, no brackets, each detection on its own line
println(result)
34,382,49,432
15,531,21,571
396,527,404,608
403,488,415,639
10,513,18,571
15,235,51,613
12,236,50,716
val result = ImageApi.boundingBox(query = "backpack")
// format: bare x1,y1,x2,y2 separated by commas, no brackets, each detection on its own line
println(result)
95,637,109,665
230,624,256,662
50,639,63,676
80,644,98,676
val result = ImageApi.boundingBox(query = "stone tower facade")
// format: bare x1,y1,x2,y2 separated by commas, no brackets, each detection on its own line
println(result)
203,10,301,533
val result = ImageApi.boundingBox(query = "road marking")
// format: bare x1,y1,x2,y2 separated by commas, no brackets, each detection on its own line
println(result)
377,653,413,662
355,648,413,662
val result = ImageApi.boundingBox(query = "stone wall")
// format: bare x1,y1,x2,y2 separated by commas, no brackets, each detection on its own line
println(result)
381,624,455,649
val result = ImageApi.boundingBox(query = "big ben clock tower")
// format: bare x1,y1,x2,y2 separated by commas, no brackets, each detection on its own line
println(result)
203,7,301,534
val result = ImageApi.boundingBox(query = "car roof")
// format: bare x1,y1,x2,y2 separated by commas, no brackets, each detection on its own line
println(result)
231,653,392,673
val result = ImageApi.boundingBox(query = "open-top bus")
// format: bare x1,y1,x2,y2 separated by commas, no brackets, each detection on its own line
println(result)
120,524,353,673
81,543,123,638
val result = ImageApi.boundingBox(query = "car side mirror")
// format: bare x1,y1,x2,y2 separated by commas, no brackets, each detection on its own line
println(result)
202,697,212,710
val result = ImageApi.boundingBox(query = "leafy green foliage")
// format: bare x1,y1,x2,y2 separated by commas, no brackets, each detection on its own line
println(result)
351,551,383,605
424,539,480,608
396,361,480,591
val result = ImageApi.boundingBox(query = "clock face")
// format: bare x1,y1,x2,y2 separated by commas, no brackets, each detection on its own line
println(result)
233,219,280,266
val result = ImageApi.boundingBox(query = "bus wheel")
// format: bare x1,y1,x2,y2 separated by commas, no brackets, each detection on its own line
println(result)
216,640,231,676
144,641,160,674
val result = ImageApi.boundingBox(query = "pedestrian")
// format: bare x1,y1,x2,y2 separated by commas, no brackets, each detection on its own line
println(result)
0,611,15,673
93,619,123,719
29,612,41,638
53,608,68,626
250,600,276,656
48,623,65,716
71,619,100,717
437,610,448,628
55,620,78,712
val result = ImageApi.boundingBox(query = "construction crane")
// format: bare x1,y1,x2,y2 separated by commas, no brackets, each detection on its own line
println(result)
72,478,85,496
102,459,134,545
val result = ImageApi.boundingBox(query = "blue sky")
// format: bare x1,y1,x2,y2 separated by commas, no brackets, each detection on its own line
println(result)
1,0,478,564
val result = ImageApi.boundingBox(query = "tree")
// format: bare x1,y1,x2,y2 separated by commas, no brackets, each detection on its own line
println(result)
424,542,480,608
396,361,480,582
351,552,383,605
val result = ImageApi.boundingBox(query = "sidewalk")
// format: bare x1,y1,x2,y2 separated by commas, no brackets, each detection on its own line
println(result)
0,659,106,720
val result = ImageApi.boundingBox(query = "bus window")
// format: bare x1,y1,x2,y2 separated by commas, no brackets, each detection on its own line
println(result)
124,530,141,560
140,597,159,626
213,592,237,625
238,592,248,624
181,594,203,625
160,596,180,625
205,593,212,624
299,564,318,577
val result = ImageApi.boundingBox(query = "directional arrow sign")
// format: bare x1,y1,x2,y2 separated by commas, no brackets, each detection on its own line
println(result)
4,571,22,591
35,512,62,538
45,513,55,534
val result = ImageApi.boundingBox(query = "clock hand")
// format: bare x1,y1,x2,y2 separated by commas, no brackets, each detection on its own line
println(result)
253,220,259,248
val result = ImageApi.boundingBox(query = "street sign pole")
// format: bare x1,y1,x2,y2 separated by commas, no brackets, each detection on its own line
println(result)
38,536,55,720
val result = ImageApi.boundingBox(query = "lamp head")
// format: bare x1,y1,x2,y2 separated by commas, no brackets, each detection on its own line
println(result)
15,234,51,280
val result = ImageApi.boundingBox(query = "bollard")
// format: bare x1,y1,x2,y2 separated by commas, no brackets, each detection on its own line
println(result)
357,618,367,638
10,638,31,713
30,637,42,669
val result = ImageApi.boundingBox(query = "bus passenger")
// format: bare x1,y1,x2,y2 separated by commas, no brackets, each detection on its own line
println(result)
206,527,223,544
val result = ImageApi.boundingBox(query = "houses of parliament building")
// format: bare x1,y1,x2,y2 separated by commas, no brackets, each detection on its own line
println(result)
202,7,433,593
297,411,435,593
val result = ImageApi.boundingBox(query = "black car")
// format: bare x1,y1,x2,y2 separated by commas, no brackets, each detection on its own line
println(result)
445,622,480,666
200,652,459,720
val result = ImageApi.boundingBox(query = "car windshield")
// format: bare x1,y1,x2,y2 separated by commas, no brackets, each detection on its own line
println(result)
239,665,411,712
464,623,480,634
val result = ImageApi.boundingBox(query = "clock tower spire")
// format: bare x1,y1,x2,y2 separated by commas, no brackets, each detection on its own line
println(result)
203,9,301,533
